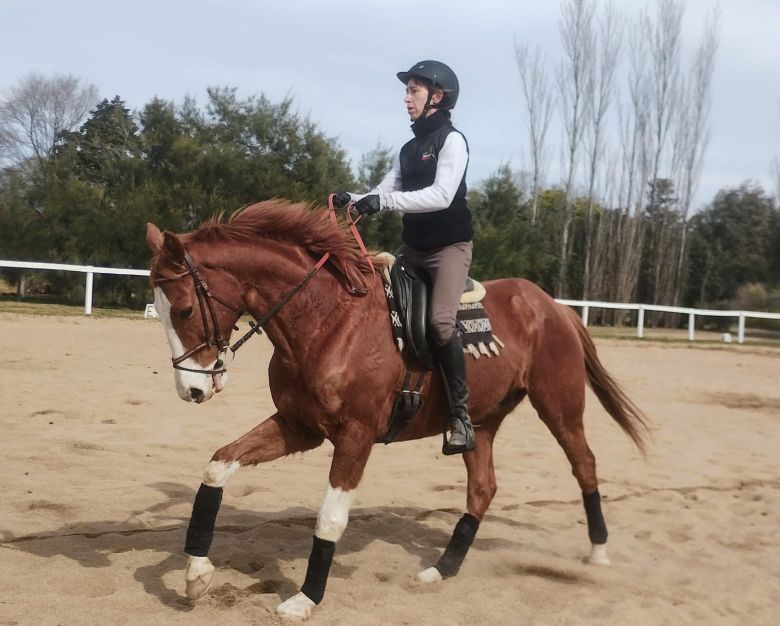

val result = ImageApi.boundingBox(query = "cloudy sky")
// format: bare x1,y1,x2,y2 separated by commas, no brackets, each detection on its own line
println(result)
2,0,779,209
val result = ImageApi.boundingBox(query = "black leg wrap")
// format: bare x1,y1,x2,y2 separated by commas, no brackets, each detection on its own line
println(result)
583,490,608,545
435,513,480,578
300,535,336,605
185,484,223,557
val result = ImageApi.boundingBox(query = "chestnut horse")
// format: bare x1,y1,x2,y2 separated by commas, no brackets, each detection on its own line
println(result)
145,199,647,620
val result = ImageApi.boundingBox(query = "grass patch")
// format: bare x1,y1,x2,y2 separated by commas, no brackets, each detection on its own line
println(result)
0,299,145,319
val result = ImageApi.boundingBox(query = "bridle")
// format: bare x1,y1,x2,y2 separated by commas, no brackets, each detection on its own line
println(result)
160,198,376,378
167,250,242,376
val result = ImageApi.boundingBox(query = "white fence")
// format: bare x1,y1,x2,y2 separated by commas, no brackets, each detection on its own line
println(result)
2,260,780,343
0,260,150,315
556,299,780,344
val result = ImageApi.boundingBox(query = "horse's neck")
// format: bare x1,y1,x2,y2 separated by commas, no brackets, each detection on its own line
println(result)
224,240,352,355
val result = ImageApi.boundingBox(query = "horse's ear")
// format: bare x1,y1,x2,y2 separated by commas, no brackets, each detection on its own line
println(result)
146,223,163,253
162,231,186,264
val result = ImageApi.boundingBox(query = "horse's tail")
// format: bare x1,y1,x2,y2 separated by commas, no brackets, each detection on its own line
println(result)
564,307,650,454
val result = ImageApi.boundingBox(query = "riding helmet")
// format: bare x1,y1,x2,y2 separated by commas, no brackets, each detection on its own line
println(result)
397,60,459,109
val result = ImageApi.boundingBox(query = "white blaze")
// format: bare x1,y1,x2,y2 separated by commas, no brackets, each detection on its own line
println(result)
154,287,227,402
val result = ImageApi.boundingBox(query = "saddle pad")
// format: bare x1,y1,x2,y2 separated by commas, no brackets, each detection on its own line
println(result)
457,302,503,358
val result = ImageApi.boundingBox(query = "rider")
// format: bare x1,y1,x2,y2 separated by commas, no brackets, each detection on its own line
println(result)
332,60,475,455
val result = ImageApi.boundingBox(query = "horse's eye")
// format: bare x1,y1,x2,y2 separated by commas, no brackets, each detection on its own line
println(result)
180,307,194,320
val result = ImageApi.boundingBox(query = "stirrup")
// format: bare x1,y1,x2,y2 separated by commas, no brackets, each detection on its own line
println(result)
442,418,475,455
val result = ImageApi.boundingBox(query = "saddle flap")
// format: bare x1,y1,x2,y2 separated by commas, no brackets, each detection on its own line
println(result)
389,257,435,370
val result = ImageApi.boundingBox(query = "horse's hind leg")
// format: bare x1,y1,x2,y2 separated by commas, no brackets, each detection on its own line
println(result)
184,413,324,600
529,385,610,565
417,420,500,583
276,418,374,620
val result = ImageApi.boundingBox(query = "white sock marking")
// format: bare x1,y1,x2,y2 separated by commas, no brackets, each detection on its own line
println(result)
586,543,611,565
276,591,315,619
202,460,239,488
416,566,443,584
184,555,215,600
315,484,354,542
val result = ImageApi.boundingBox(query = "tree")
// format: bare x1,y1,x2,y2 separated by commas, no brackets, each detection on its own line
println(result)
582,1,621,299
0,73,98,169
556,0,596,297
671,6,720,305
515,42,554,224
685,184,777,306
352,143,402,252
58,96,142,192
139,97,182,180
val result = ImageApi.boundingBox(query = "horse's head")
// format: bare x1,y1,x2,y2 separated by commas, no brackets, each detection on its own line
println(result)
146,223,244,403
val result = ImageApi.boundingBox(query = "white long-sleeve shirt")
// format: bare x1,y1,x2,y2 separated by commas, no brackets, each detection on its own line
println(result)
351,132,468,213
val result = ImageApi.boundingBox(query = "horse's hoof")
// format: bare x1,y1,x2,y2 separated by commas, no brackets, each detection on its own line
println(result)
184,556,215,600
416,566,443,584
276,592,316,620
584,543,611,566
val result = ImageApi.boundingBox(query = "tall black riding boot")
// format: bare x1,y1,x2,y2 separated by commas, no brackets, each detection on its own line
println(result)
435,333,475,455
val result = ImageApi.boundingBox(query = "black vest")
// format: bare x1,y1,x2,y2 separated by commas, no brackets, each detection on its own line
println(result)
400,111,473,251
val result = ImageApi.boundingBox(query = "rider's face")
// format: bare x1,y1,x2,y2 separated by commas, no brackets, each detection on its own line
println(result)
404,79,443,121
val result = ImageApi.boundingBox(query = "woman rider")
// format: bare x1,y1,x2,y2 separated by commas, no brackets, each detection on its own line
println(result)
333,60,475,455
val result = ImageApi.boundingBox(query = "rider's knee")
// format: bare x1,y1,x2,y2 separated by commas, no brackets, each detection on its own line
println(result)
429,318,456,346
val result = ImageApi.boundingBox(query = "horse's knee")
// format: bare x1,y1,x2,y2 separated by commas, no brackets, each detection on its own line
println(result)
315,484,354,542
202,459,239,487
467,481,497,519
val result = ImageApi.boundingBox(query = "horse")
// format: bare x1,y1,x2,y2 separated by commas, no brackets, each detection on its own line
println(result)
145,199,647,620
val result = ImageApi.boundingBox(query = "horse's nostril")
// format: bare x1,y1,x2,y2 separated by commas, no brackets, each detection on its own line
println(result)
190,388,205,402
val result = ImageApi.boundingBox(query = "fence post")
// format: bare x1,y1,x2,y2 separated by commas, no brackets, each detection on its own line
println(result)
738,313,745,344
85,269,94,315
688,312,695,341
637,306,645,338
582,305,589,326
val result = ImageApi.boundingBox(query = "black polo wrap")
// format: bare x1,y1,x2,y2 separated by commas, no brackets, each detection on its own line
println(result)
185,484,223,557
300,535,337,604
583,490,608,544
435,513,480,578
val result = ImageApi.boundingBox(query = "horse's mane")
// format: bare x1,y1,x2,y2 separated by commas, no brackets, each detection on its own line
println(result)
181,199,374,288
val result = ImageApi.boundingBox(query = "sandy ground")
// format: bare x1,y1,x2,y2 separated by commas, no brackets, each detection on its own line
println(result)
1,313,778,626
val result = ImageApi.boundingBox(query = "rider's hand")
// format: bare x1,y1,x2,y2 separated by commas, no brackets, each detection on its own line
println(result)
354,194,381,216
332,192,352,208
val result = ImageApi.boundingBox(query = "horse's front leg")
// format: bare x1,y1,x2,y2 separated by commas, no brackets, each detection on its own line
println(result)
184,413,324,600
276,419,374,620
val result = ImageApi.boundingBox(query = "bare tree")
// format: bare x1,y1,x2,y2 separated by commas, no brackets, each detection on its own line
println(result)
644,0,685,309
671,6,720,304
0,73,99,168
611,11,652,310
556,0,596,297
515,42,554,223
582,1,621,299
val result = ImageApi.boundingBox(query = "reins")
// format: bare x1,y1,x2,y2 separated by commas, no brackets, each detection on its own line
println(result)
166,196,376,374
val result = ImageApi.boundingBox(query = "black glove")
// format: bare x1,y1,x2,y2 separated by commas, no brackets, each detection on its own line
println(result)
332,191,352,208
354,194,381,216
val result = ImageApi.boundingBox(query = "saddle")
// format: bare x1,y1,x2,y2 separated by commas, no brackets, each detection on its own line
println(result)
382,253,495,371
375,252,502,445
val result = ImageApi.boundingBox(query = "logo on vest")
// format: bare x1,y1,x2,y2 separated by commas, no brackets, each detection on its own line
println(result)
420,147,436,161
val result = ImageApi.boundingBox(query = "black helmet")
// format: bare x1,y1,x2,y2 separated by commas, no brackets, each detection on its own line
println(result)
397,60,459,109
